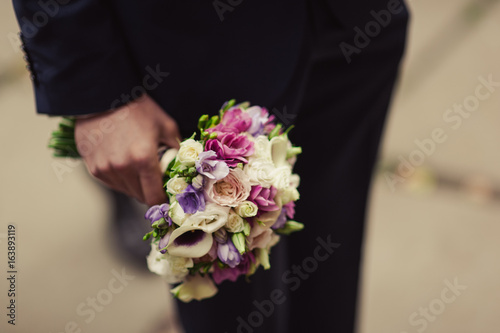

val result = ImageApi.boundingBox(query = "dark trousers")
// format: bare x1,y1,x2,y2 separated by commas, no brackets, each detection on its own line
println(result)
176,2,409,332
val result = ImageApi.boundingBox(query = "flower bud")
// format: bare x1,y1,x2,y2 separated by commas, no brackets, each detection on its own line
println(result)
231,232,246,254
214,228,228,244
256,248,270,270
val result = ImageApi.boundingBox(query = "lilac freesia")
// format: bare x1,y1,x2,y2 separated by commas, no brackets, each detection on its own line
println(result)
216,238,241,268
176,185,206,214
212,252,254,284
158,231,172,254
271,201,296,229
246,106,270,136
248,185,279,215
205,132,254,167
272,209,287,230
144,203,172,226
195,150,230,180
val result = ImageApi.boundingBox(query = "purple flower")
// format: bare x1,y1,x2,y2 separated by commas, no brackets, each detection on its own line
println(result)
176,185,206,214
144,203,172,226
205,132,254,167
212,252,254,284
216,238,241,268
272,202,295,230
272,209,287,230
284,201,295,219
158,231,172,254
248,185,279,216
195,151,229,180
246,106,270,136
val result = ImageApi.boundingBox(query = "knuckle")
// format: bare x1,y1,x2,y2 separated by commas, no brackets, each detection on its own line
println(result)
130,148,155,170
89,162,111,178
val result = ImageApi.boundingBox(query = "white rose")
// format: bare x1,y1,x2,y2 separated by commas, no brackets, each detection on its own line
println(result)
169,200,188,226
235,201,258,218
244,158,275,187
252,135,272,161
165,254,194,283
280,186,300,205
225,210,245,233
146,243,193,283
177,139,203,166
270,166,292,190
166,176,189,195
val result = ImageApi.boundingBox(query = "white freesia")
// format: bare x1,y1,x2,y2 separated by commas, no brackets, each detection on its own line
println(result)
168,200,188,226
225,210,245,233
235,201,258,218
177,139,203,166
255,248,271,270
183,203,230,231
270,135,289,168
170,275,218,302
146,243,194,283
289,173,300,188
166,176,188,195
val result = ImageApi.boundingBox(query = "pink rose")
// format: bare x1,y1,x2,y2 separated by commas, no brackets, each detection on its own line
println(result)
205,132,254,167
208,108,252,134
246,222,275,250
204,168,251,207
248,185,279,216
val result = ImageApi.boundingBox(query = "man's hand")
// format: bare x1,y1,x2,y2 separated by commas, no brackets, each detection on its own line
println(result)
75,94,181,206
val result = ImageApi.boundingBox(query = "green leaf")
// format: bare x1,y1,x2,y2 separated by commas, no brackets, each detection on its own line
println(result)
268,123,282,139
282,125,295,136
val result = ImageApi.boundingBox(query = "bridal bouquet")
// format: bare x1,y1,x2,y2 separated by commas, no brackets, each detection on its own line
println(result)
143,100,303,302
48,99,303,302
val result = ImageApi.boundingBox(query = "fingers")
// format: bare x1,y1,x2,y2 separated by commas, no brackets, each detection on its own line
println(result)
151,101,182,150
74,94,179,206
138,162,168,206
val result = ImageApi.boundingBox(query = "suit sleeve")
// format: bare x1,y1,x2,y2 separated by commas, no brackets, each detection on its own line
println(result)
12,0,141,116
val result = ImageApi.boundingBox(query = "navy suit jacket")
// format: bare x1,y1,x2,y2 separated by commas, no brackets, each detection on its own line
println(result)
13,0,405,132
